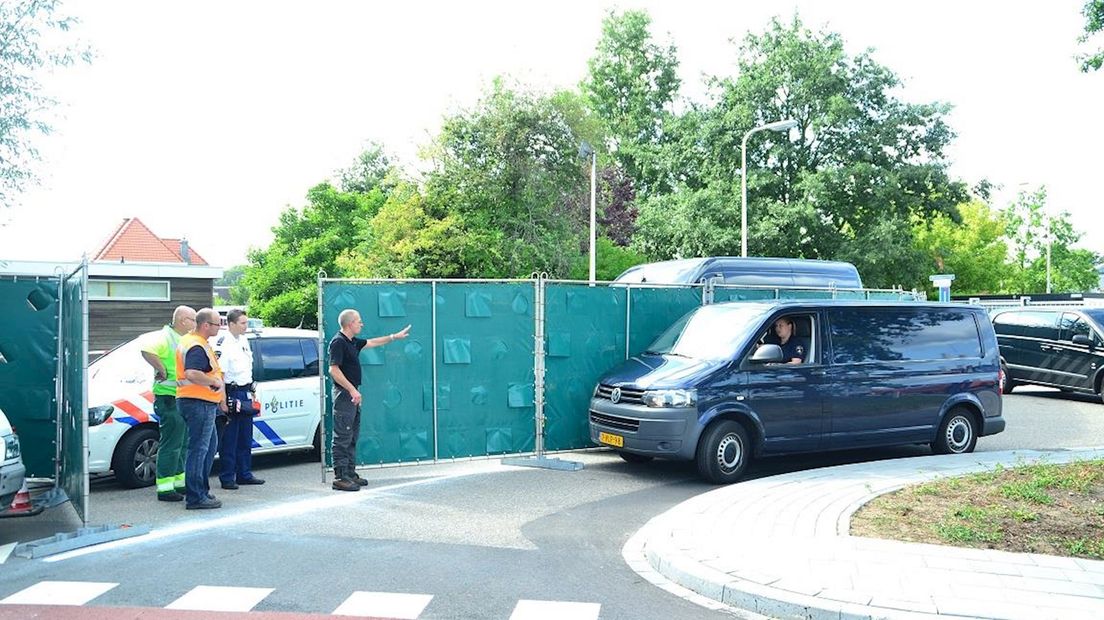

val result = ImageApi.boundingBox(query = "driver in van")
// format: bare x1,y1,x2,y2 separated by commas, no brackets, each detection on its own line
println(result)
765,317,807,365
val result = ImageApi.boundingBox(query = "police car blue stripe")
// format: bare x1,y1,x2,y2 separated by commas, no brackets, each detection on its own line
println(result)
115,416,139,427
253,420,286,446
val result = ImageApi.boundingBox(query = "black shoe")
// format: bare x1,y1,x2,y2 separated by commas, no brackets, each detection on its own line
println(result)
350,472,368,486
221,481,239,490
237,477,265,485
157,492,184,502
332,478,360,492
186,498,223,510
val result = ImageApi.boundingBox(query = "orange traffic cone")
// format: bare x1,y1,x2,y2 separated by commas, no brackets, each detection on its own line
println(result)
8,481,32,513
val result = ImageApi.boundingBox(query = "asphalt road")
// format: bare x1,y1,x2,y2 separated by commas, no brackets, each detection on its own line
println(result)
1,387,1100,619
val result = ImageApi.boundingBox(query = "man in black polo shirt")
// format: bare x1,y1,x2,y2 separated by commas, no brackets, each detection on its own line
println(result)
771,316,808,365
328,308,411,491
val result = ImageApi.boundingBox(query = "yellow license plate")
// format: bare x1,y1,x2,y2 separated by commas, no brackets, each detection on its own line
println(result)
599,432,624,448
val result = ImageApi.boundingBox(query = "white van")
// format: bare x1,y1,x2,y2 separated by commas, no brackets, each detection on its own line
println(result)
88,328,322,487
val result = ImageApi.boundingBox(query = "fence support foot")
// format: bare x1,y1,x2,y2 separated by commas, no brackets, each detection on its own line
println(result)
501,456,584,471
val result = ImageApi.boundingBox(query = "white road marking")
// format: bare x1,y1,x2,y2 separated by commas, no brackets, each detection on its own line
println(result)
0,580,118,606
45,462,517,562
0,543,14,564
509,599,602,620
333,591,433,618
165,585,274,612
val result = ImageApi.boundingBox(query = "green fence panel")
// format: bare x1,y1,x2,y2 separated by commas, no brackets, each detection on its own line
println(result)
867,290,920,301
831,290,867,300
715,288,778,302
542,283,627,451
628,286,703,356
321,282,435,465
0,277,60,477
434,283,535,458
60,266,88,521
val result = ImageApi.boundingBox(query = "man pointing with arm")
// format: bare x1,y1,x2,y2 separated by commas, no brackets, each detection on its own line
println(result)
328,309,410,491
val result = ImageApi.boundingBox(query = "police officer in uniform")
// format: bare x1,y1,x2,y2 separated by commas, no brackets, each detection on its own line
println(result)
770,316,807,365
214,309,264,489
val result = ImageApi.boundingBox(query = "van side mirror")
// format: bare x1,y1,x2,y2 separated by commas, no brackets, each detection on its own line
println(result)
1072,334,1093,347
750,344,784,364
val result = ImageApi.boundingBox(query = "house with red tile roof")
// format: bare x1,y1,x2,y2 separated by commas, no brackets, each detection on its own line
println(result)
4,218,223,355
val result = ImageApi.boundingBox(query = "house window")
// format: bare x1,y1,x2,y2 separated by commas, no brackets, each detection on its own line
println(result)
88,279,171,301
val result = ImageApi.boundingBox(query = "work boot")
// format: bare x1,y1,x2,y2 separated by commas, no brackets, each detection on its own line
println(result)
350,470,368,486
332,477,360,492
157,491,184,502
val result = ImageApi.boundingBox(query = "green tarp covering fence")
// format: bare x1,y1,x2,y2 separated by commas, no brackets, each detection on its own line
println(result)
0,262,88,522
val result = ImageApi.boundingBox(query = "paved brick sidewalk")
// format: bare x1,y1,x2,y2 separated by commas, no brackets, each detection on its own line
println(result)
626,448,1104,620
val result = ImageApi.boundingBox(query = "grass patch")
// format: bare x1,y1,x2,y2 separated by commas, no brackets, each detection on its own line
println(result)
852,459,1104,560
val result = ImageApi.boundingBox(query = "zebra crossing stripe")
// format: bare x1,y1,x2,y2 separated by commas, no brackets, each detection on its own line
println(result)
509,599,602,620
0,580,118,606
165,585,275,612
0,543,14,565
332,591,433,618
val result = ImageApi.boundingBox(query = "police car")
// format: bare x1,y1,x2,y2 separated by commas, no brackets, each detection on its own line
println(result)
88,327,322,487
0,406,25,510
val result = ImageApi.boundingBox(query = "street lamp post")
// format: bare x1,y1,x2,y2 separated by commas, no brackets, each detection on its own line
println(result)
741,119,799,258
579,141,598,284
1046,215,1052,294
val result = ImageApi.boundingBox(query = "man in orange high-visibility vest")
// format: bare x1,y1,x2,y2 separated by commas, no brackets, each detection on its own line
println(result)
175,307,228,510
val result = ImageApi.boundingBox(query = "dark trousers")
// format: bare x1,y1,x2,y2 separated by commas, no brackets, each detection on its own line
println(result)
219,414,255,484
178,398,218,506
332,388,361,478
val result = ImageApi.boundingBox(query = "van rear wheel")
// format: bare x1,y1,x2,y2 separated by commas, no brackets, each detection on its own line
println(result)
696,420,750,484
932,409,977,455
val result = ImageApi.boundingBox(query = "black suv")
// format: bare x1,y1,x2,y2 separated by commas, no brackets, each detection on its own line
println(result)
991,307,1104,402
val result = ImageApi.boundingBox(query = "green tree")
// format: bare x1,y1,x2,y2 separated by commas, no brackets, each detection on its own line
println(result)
215,264,250,305
336,182,504,279
1078,0,1104,72
581,9,680,196
1000,187,1100,293
634,15,967,288
0,0,92,209
567,236,649,281
423,80,587,277
245,180,386,328
911,200,1008,294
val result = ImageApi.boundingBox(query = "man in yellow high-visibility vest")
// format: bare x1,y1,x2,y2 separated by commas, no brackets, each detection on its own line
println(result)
140,305,196,502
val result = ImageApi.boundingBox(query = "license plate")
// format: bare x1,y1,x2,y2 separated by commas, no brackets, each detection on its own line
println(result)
598,432,624,448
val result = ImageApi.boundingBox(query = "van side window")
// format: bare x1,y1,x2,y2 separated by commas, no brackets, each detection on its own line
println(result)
829,308,982,364
992,311,1059,339
255,338,307,382
758,315,814,364
1060,314,1099,344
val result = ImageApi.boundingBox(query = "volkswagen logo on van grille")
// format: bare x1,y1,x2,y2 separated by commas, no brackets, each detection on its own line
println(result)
610,387,622,404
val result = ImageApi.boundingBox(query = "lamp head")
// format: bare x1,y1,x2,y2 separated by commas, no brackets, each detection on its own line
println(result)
766,119,799,132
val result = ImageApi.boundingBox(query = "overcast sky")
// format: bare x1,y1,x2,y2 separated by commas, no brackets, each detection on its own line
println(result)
2,0,1101,270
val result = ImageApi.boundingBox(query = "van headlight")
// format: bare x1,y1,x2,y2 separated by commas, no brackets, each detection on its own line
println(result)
4,433,19,460
642,389,697,408
88,405,114,427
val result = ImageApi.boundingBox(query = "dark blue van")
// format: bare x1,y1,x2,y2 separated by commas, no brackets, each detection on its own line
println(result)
589,300,1005,483
613,256,863,288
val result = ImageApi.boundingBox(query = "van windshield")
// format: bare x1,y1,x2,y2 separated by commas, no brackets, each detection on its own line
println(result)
645,304,770,361
616,258,705,284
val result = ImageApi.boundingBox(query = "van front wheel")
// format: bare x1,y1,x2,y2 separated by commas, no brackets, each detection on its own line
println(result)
932,409,977,455
696,420,750,484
